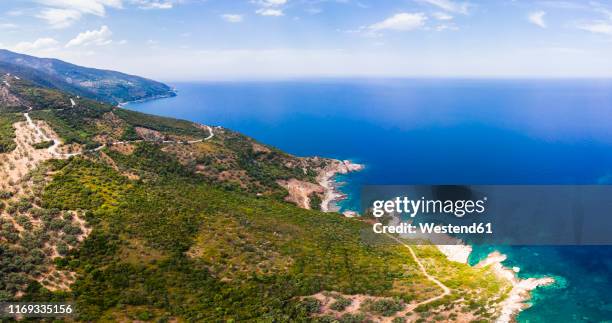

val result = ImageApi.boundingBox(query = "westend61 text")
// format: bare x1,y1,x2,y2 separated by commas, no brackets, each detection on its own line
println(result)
373,222,493,235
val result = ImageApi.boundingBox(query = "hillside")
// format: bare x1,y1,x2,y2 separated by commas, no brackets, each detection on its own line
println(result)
0,49,175,105
0,69,513,322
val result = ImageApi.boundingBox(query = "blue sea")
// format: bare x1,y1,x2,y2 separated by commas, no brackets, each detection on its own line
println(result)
126,79,612,322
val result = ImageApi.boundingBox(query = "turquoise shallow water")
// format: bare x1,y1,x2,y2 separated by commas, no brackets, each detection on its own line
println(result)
127,79,612,322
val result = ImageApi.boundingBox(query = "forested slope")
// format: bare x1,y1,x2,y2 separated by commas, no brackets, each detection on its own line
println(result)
0,70,510,322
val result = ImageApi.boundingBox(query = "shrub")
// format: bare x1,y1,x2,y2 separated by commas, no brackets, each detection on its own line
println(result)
6,205,17,215
339,313,369,323
361,298,404,317
63,234,78,246
56,242,69,256
15,215,32,230
63,223,82,235
309,193,323,211
30,208,44,219
330,296,352,311
49,218,66,231
298,297,321,316
16,199,32,213
315,315,339,323
0,190,13,199
33,140,54,149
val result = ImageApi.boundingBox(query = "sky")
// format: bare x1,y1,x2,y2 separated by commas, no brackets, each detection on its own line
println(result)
1,0,612,80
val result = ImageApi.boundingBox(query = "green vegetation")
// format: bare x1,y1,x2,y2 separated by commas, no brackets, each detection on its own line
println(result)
0,113,22,153
0,161,87,301
310,192,323,211
106,142,193,182
30,154,443,321
336,313,368,323
330,295,352,311
298,297,322,315
1,49,175,104
30,101,113,148
0,101,26,113
42,158,133,211
8,79,72,111
32,140,54,149
411,245,509,319
0,71,511,322
361,298,405,317
113,108,209,138
182,128,325,197
30,109,94,146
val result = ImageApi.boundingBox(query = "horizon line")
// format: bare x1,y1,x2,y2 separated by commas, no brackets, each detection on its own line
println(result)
160,75,612,83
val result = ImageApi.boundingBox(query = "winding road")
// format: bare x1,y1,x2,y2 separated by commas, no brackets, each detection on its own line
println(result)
385,233,452,309
22,104,214,158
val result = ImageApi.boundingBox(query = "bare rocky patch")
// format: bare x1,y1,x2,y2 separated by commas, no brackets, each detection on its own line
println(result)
277,178,324,209
135,127,165,141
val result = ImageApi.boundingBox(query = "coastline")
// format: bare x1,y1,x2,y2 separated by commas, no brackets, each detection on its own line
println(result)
316,159,363,213
318,172,554,322
126,88,556,323
476,252,554,323
410,238,554,322
117,90,177,108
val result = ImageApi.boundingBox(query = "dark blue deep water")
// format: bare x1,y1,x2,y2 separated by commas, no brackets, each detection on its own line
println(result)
126,79,612,322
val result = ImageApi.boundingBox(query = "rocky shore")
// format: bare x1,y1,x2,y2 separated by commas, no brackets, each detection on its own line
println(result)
441,245,555,322
316,159,364,212
392,216,554,322
287,157,553,322
475,252,554,323
277,158,363,211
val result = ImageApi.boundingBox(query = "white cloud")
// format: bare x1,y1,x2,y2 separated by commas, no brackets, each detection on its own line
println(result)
573,4,612,36
255,0,287,7
36,8,82,29
221,14,244,23
253,0,286,16
0,23,18,30
432,12,453,20
35,0,123,28
435,23,458,31
13,38,59,52
133,1,174,9
418,0,470,15
578,21,612,35
66,25,113,47
256,8,284,16
528,11,547,28
368,12,427,32
36,0,123,15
